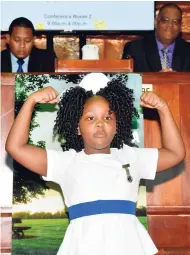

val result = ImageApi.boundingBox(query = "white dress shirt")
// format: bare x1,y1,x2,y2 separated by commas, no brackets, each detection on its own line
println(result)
10,53,29,72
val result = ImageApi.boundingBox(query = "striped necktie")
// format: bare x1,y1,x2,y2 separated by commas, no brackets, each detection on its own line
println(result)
17,58,25,72
161,48,169,69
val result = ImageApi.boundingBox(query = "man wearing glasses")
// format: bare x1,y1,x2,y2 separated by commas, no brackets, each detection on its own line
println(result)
122,3,190,72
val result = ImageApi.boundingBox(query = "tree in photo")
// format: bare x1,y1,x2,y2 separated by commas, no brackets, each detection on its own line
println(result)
14,74,50,204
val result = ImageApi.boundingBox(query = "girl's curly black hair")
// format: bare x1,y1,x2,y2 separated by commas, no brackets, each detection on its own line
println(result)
54,76,138,152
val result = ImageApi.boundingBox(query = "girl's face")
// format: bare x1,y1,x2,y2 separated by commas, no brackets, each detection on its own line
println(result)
78,96,116,154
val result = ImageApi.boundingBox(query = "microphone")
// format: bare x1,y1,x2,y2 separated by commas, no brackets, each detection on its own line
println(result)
122,164,133,183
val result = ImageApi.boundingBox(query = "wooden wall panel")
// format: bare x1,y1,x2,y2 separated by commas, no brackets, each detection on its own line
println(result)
180,84,190,205
1,74,15,254
0,210,12,254
143,73,190,254
145,83,182,206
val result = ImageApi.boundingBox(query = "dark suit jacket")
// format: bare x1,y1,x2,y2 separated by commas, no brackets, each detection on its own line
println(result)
1,47,55,72
122,33,190,72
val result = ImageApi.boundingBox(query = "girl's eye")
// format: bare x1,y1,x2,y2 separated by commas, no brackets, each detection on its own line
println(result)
105,116,112,121
87,117,94,121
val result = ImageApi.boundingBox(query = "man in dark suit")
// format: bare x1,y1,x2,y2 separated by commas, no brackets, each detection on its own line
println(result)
122,3,190,72
1,17,55,72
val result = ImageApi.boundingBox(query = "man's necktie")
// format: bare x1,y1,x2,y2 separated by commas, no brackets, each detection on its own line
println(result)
17,58,25,72
161,48,169,69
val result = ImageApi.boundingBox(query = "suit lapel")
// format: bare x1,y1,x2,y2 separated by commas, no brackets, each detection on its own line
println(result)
3,50,12,72
28,50,35,72
172,38,185,71
28,47,41,72
8,53,12,72
144,35,162,72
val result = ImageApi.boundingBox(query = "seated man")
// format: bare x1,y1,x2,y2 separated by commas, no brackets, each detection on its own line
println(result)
1,17,56,72
122,3,190,72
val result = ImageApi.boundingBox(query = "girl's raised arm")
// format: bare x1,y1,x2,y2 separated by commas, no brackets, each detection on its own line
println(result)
140,92,186,172
5,86,59,176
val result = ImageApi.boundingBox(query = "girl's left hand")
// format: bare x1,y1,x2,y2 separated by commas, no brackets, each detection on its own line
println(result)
140,92,168,110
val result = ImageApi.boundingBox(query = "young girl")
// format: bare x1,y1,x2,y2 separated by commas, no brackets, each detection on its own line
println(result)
6,73,185,255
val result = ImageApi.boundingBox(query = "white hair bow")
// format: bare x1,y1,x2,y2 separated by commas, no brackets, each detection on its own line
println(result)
59,73,110,99
79,73,110,94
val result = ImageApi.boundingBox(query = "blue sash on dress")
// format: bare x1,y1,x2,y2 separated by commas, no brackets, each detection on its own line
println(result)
68,200,136,220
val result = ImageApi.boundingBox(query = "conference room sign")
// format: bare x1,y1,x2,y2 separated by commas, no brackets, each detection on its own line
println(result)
2,1,154,31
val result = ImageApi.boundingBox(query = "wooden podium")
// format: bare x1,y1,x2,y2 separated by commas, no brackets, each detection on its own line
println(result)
55,59,134,73
1,61,190,254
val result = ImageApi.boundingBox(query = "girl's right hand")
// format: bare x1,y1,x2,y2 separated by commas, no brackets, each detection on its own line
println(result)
28,86,59,105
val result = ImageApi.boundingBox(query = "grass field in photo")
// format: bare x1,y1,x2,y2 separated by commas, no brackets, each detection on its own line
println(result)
12,217,147,255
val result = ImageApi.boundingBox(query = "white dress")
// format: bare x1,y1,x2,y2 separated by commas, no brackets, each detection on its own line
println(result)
44,144,158,255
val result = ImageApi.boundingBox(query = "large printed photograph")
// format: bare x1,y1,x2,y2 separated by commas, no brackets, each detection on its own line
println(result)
12,73,145,255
